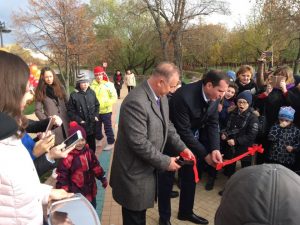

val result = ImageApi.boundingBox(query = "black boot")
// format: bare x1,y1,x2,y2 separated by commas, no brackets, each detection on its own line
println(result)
205,176,215,191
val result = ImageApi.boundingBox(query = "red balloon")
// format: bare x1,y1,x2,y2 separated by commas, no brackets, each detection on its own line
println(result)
33,79,39,87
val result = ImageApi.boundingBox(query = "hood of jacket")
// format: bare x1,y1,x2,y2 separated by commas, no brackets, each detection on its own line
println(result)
215,164,300,225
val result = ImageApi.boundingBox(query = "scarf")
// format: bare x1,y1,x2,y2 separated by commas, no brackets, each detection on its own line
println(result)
46,85,58,102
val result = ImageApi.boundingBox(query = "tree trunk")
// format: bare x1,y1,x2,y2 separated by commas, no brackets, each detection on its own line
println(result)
173,31,183,73
293,38,300,75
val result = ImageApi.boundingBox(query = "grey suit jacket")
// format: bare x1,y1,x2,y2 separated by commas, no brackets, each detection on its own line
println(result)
110,80,186,211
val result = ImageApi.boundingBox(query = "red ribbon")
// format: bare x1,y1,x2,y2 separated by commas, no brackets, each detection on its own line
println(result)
180,152,199,183
216,144,264,170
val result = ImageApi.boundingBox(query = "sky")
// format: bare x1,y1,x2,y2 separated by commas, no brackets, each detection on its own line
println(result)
0,0,255,45
205,0,255,29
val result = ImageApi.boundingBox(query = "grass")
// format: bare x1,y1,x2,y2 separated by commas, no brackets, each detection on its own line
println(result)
24,102,35,115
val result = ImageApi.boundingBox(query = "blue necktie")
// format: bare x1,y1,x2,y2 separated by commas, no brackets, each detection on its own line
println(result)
156,98,161,107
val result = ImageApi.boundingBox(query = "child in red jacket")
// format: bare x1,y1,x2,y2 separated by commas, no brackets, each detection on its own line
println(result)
56,121,107,208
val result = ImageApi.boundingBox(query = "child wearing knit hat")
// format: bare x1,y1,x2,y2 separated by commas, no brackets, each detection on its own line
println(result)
56,121,108,208
268,106,300,170
220,90,259,179
68,72,99,152
91,66,117,150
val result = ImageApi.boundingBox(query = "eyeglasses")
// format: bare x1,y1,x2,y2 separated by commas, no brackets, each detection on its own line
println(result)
237,101,248,105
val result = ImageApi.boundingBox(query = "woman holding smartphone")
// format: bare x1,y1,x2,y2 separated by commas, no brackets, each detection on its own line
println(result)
35,67,69,145
254,66,295,164
0,50,73,224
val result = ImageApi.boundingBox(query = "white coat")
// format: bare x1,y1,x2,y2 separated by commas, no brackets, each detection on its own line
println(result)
0,136,52,225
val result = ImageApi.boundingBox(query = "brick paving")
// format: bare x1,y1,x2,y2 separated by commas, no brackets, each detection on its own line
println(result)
28,84,229,225
100,86,228,225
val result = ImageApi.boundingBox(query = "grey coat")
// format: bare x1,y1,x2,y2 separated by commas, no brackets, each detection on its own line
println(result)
35,96,69,144
110,80,186,211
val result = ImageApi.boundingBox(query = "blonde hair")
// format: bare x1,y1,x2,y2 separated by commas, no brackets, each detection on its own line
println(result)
273,65,294,85
236,65,254,79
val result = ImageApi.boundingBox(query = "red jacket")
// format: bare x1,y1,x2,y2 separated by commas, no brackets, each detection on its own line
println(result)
56,145,105,202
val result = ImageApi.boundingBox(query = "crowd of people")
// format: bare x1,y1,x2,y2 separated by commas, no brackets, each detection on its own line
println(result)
1,49,300,225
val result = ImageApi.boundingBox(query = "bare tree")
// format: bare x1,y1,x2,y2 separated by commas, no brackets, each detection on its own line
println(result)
255,0,300,74
142,0,229,71
13,0,96,94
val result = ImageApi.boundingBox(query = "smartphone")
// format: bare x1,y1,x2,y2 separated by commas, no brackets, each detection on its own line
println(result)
175,157,194,166
263,51,273,57
270,75,285,89
63,130,83,150
45,117,56,134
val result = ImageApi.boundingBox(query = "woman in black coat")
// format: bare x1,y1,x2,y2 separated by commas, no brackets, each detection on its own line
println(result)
113,70,123,99
254,66,295,163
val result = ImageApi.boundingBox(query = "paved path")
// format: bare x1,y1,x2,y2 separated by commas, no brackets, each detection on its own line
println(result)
28,84,228,225
100,86,228,225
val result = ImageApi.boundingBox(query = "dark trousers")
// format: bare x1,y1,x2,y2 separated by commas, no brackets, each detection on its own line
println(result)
95,113,115,144
178,164,195,215
158,170,175,221
116,88,121,98
86,134,96,153
224,159,251,177
127,86,134,93
122,207,146,225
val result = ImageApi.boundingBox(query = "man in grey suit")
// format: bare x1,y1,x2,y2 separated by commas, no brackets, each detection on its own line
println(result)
110,62,194,225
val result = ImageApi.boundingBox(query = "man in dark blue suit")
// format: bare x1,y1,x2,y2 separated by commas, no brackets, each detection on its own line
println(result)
158,70,229,225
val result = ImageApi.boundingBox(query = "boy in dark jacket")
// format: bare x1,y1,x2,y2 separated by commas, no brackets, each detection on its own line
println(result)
221,91,259,177
56,121,107,208
68,72,99,152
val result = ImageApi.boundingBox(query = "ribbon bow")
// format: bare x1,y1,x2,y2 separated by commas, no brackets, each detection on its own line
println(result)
216,144,264,171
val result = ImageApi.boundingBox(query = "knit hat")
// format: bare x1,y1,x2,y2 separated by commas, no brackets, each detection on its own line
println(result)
226,70,236,82
0,112,18,140
236,91,252,105
76,72,90,83
68,121,86,139
94,66,105,75
278,106,295,121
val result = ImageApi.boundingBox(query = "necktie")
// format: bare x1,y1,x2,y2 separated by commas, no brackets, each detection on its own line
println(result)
156,98,161,107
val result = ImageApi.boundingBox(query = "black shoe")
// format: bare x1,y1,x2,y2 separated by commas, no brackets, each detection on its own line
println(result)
178,213,208,224
218,189,224,196
159,218,172,225
170,190,179,198
205,177,215,191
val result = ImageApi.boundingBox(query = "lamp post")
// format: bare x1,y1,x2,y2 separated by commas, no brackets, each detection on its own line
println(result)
0,21,12,47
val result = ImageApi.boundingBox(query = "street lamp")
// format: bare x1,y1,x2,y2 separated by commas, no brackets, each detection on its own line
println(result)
0,21,12,47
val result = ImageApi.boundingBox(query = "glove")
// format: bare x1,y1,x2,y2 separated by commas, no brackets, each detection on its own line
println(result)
101,176,108,189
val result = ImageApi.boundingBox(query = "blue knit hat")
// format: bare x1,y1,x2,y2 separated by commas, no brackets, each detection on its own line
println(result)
237,91,252,105
278,106,295,121
227,70,236,82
